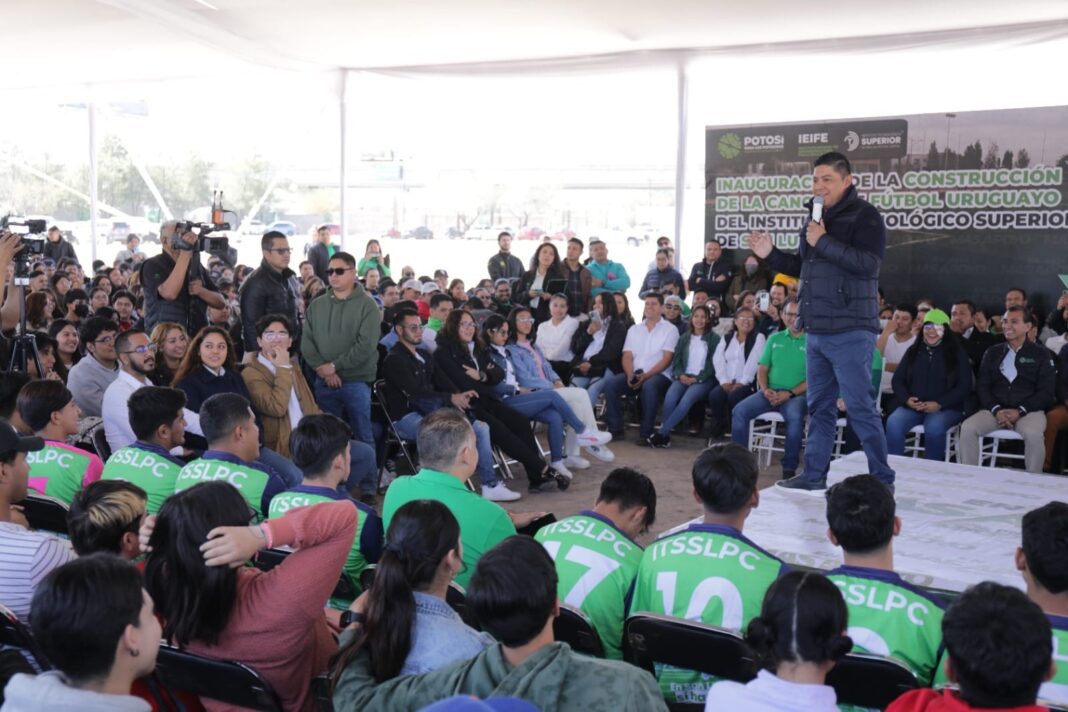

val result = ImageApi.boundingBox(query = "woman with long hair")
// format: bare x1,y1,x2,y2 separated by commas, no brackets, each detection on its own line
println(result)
48,319,80,381
331,500,490,684
535,293,580,383
483,312,612,478
149,322,188,387
515,242,565,325
570,291,628,411
650,304,721,448
144,481,356,711
704,571,852,711
707,306,766,438
24,291,55,332
614,291,635,328
358,239,390,278
434,308,568,493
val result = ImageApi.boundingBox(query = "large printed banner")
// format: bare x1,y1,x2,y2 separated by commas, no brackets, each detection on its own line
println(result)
706,107,1068,314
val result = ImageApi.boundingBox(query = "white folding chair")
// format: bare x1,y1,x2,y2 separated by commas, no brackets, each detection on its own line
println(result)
979,428,1026,468
748,411,787,469
904,424,960,462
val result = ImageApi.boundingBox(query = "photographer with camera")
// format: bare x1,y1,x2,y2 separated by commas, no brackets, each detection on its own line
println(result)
141,220,225,336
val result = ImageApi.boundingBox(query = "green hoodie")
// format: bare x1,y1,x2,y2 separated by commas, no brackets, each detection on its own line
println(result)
301,283,381,383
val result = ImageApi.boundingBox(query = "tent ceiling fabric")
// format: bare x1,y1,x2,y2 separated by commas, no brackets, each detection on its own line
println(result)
4,0,1068,90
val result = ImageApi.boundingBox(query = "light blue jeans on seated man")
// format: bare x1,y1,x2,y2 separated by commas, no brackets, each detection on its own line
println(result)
885,407,962,462
502,390,586,461
731,390,808,472
658,380,716,436
804,330,895,485
394,411,499,487
571,369,614,409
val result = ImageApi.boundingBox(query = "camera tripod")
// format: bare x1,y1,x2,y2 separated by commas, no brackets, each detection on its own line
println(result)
6,273,44,377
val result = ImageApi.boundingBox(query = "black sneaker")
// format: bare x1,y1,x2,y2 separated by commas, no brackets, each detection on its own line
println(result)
636,436,651,447
550,467,571,491
648,433,671,448
780,469,795,480
528,471,555,492
776,473,827,494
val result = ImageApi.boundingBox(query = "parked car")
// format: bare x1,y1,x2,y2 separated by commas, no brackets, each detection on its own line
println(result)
402,226,433,240
550,228,576,242
444,227,464,239
517,226,545,241
267,221,298,237
466,225,514,241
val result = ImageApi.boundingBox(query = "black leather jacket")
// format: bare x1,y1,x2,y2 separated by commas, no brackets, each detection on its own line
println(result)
238,260,302,351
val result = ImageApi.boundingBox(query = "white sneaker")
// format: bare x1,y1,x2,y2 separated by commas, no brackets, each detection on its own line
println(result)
482,482,521,502
551,461,574,481
584,444,616,462
576,429,612,447
563,455,591,470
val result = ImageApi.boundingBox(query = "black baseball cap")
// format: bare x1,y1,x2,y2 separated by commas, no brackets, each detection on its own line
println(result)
0,419,44,456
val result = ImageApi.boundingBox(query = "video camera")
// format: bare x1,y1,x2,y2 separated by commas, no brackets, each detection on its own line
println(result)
0,216,47,257
170,220,230,255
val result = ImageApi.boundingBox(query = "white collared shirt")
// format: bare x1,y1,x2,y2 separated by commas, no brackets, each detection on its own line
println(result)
101,369,202,453
623,318,679,373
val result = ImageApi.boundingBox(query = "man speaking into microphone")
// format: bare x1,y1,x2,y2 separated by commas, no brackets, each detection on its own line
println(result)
747,151,894,493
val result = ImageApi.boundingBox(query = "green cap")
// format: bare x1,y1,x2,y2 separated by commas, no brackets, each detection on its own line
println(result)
923,308,951,326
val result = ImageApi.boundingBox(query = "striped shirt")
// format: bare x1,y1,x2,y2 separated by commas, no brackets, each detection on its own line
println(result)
0,522,75,619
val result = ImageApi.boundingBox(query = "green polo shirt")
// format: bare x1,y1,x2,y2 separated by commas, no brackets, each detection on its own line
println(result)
382,468,516,589
759,329,807,391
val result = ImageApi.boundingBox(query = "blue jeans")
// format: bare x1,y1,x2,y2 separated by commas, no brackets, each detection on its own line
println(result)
503,390,585,461
344,440,378,492
257,447,302,489
731,390,808,471
603,372,672,439
886,407,962,461
805,331,894,484
315,379,375,448
659,380,715,435
707,383,757,432
571,369,614,409
395,411,498,487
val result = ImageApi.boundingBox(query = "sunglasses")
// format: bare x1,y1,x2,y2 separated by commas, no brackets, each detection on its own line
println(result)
326,267,353,276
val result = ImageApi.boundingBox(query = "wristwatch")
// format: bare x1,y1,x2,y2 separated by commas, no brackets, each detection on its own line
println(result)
340,610,365,629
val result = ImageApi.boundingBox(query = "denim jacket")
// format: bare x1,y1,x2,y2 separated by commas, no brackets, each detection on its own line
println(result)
508,341,560,389
401,591,494,676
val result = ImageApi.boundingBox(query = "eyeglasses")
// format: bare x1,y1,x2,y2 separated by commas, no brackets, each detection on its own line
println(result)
121,343,157,355
664,305,680,311
734,317,754,323
516,317,535,324
459,321,477,329
262,331,290,341
326,267,353,276
268,247,293,255
94,335,116,344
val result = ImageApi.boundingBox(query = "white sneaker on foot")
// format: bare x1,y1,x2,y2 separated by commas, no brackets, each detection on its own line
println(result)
576,429,612,446
563,455,591,470
551,461,574,481
482,482,522,502
584,444,615,462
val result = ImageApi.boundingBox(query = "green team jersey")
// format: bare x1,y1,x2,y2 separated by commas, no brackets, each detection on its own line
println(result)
630,523,786,704
173,450,285,522
26,440,103,506
535,511,643,660
101,442,185,514
268,484,383,599
1040,614,1068,706
827,565,946,685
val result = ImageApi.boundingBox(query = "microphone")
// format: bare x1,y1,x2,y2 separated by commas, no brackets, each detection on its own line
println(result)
811,196,824,223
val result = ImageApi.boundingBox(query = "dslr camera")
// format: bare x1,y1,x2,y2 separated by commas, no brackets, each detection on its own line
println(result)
171,220,230,256
0,216,47,256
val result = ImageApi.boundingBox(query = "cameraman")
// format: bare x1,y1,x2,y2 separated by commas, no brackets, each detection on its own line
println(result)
43,225,79,265
141,220,225,335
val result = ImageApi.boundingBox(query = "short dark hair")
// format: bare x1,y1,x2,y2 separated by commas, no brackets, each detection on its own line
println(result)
260,231,287,250
199,393,253,445
114,328,146,355
1006,287,1028,301
129,386,187,441
644,292,665,306
392,307,421,330
814,151,852,176
497,231,512,242
17,380,73,432
597,467,657,531
79,315,118,346
67,480,147,556
952,299,976,315
894,303,918,320
567,237,584,250
468,536,557,647
1006,304,1034,325
329,251,357,269
290,414,353,478
1021,501,1068,594
825,475,895,554
691,443,758,515
254,313,293,338
0,373,31,420
110,289,135,306
417,409,473,471
943,582,1051,707
30,553,146,682
429,293,454,310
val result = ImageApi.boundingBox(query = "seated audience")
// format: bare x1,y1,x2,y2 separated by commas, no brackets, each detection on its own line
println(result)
269,414,383,594
630,443,786,704
887,582,1053,712
587,238,632,298
330,499,492,682
536,294,580,381
662,294,687,334
0,419,74,620
959,306,1057,473
172,393,287,521
24,332,58,381
101,386,187,514
687,239,732,304
47,319,80,382
382,409,545,588
18,380,103,505
66,316,119,418
2,554,160,711
724,254,771,312
67,480,147,559
731,301,807,478
144,481,356,711
1043,343,1068,473
825,475,945,684
102,328,184,453
651,304,719,447
602,294,679,443
639,248,686,300
877,304,918,403
332,535,667,711
707,305,765,438
148,321,187,387
885,309,972,461
0,373,31,434
1016,501,1068,705
570,292,627,411
704,571,852,712
535,467,656,659
950,300,1002,374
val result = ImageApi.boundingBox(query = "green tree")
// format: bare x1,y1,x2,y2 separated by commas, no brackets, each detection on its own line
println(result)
1016,148,1031,168
982,142,1000,169
925,141,941,170
1002,150,1014,169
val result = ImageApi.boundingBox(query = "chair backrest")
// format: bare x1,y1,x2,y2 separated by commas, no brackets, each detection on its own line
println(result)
0,607,51,671
92,427,112,461
623,613,756,683
154,643,283,712
16,493,70,535
825,651,919,709
553,603,605,658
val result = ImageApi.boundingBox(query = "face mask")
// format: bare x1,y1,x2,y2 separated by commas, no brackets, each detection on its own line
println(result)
745,263,758,277
926,324,945,339
879,318,889,330
427,317,443,331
